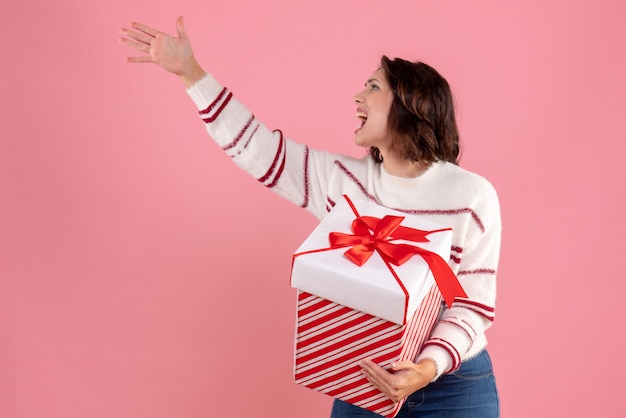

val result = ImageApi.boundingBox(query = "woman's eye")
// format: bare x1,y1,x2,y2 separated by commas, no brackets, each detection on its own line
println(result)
370,84,379,91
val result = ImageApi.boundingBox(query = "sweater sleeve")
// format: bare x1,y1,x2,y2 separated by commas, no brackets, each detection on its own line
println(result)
185,73,339,219
416,179,502,379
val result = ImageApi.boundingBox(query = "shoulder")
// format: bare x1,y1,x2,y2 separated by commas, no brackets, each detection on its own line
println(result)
429,162,501,224
315,152,373,175
436,162,498,200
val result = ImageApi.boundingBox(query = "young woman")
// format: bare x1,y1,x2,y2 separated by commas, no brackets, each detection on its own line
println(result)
120,16,501,418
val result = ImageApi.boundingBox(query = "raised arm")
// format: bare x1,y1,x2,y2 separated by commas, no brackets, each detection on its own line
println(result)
120,16,206,88
119,16,348,218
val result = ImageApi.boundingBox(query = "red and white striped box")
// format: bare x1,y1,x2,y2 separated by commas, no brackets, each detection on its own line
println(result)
291,196,462,417
294,286,442,417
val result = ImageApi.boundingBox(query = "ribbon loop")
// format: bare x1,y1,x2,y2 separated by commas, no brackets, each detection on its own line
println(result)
328,195,467,308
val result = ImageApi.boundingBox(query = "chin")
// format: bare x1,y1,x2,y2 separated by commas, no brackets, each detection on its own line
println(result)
354,130,388,149
353,133,370,148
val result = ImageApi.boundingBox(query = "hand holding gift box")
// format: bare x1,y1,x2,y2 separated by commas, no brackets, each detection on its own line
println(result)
291,195,466,417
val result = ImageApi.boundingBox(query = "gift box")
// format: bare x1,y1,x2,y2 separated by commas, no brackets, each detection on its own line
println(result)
291,195,466,417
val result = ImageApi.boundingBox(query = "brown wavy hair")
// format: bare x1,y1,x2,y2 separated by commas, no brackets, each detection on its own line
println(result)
369,56,460,165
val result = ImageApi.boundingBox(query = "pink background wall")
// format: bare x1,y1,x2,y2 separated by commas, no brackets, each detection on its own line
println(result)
2,0,624,417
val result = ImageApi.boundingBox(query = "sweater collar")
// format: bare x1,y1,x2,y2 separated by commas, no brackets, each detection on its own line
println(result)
379,160,445,191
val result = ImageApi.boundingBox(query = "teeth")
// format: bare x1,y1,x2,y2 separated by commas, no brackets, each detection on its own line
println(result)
356,112,367,120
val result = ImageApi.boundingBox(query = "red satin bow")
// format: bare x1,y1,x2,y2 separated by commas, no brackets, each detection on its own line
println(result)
328,196,467,308
329,215,432,266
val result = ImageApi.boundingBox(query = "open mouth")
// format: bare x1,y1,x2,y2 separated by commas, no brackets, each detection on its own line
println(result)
356,110,368,131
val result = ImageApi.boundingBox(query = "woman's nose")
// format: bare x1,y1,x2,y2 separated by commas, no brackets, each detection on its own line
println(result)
353,92,364,103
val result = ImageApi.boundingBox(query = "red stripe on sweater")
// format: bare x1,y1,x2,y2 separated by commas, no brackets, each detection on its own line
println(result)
401,208,485,233
334,161,376,200
438,318,475,344
445,315,478,339
325,196,336,213
198,88,227,115
457,306,495,322
223,114,255,151
453,298,495,321
238,124,259,155
457,268,496,276
333,161,486,233
455,298,494,312
266,143,286,188
459,317,477,338
450,247,462,263
422,339,461,372
201,91,232,123
301,145,310,208
257,129,284,184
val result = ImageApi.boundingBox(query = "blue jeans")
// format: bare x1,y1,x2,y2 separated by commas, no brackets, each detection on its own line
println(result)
330,350,499,418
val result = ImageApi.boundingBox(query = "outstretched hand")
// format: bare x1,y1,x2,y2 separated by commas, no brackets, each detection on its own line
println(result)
120,16,206,87
359,358,437,403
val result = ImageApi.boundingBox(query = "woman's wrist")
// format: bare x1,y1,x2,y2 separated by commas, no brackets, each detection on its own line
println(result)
180,59,207,88
416,358,438,382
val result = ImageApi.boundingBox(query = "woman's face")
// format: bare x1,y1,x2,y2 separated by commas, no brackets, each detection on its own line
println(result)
353,69,395,151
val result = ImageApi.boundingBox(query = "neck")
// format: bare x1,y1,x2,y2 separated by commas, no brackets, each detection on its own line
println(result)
381,153,429,178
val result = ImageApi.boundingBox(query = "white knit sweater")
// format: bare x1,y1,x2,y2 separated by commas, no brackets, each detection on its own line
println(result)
187,73,502,380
